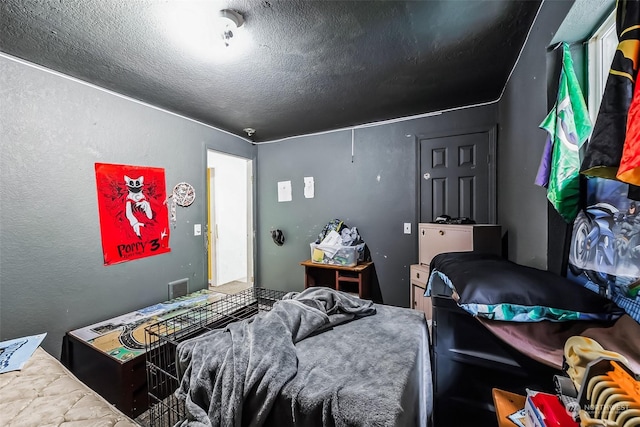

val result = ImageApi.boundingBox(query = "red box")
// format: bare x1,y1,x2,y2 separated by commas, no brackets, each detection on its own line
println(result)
525,391,578,427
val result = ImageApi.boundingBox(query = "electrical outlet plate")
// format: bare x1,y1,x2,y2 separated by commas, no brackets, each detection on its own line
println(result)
194,224,202,236
404,223,411,234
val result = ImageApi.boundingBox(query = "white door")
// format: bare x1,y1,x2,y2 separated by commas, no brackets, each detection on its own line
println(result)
207,150,253,288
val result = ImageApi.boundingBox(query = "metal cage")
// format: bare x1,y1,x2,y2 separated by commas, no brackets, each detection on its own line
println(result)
144,287,287,427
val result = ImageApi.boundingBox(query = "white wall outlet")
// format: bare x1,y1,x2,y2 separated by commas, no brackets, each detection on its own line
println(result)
194,224,202,236
404,223,411,234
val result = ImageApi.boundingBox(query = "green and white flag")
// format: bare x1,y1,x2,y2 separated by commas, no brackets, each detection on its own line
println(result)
539,43,592,223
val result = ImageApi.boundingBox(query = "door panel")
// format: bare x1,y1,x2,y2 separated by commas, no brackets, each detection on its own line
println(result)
432,178,447,219
420,130,496,223
459,176,475,219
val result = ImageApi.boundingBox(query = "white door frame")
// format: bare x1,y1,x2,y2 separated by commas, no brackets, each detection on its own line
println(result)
207,166,218,286
206,150,254,288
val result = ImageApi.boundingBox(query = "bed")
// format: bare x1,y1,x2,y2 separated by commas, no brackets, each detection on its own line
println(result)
168,287,431,427
427,252,640,427
0,346,139,427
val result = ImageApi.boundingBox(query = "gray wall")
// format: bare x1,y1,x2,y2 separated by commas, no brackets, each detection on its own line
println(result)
0,54,254,357
256,0,577,304
498,0,575,270
256,106,498,308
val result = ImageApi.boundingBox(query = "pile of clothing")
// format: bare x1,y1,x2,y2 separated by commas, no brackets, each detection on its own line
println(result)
312,219,367,266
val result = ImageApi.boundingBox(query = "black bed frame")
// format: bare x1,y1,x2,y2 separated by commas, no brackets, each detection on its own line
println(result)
430,278,562,427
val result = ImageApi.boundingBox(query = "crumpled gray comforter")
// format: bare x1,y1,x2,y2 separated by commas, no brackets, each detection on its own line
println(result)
175,287,431,427
174,287,378,427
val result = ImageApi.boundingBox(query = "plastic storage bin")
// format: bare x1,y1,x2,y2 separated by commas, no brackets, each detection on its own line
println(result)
310,243,363,267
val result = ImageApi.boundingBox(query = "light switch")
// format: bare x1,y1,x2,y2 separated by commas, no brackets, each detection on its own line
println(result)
194,224,202,236
404,223,411,234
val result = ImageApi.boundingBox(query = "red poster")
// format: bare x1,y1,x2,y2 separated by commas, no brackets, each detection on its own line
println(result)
95,163,171,265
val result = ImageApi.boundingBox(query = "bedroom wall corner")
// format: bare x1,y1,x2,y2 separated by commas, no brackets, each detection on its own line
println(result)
255,105,497,308
0,54,256,358
497,0,575,270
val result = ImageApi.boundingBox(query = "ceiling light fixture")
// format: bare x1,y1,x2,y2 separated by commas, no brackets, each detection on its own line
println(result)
218,9,244,47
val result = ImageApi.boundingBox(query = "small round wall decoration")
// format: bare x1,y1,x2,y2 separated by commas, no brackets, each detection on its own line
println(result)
172,182,196,207
166,182,195,227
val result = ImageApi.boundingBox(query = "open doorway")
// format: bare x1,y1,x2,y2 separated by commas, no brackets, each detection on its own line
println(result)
207,150,253,293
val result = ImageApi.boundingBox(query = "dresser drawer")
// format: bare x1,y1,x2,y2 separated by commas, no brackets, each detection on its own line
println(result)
411,283,432,319
410,264,432,320
410,264,430,286
419,224,473,265
418,223,501,266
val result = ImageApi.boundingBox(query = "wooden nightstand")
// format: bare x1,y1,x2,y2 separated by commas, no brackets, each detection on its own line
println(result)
300,260,373,299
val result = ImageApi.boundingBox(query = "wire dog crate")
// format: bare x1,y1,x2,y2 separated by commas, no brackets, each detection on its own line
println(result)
144,287,287,427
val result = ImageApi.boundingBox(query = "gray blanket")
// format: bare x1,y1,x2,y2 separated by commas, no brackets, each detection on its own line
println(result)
174,287,377,427
267,302,431,427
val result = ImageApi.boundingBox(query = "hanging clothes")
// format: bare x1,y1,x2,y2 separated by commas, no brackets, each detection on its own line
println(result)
618,37,640,186
580,0,640,180
537,43,593,223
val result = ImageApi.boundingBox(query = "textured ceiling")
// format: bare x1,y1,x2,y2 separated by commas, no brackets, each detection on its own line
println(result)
552,0,614,45
1,0,544,143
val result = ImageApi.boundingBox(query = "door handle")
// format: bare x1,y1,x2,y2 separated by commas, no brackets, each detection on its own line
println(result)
423,172,431,180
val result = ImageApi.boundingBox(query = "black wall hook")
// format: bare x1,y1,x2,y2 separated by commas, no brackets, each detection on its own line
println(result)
271,229,285,246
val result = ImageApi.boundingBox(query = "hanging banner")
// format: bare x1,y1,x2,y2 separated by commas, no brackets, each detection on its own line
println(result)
536,42,592,223
568,177,640,324
95,163,171,265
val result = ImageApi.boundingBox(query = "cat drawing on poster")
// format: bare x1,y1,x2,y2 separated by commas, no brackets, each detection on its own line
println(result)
95,163,171,265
